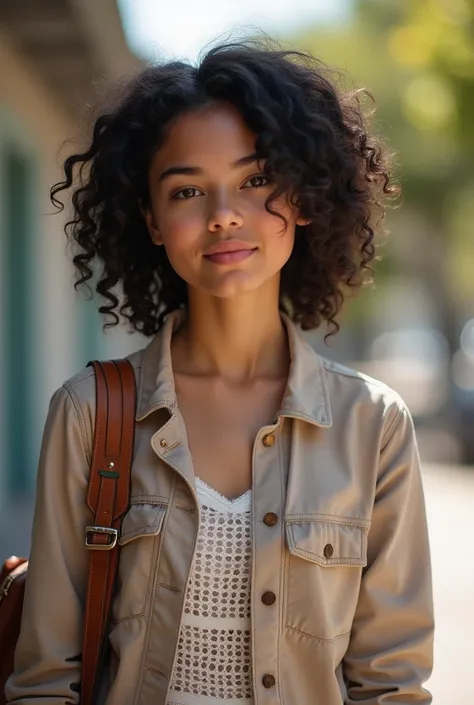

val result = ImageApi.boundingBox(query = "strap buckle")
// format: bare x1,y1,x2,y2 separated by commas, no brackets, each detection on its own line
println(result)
85,526,119,551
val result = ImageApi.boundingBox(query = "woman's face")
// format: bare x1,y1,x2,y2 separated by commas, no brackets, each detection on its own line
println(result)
144,102,306,299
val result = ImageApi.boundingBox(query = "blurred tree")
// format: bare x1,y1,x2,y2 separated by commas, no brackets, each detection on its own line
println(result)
293,0,474,351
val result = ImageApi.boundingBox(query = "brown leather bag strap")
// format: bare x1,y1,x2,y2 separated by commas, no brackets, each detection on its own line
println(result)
81,359,136,705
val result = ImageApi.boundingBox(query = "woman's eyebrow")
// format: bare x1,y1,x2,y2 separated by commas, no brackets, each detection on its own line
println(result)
158,153,260,182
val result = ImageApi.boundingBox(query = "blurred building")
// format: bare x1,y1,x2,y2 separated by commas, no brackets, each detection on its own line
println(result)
0,0,144,555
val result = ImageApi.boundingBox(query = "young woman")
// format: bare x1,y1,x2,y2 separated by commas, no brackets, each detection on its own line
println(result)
6,39,433,705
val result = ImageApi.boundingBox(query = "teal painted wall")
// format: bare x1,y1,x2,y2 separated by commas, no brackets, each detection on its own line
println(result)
3,148,34,493
0,112,38,497
77,282,105,366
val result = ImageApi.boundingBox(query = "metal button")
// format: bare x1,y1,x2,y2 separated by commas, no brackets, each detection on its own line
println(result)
262,591,276,605
263,512,278,527
262,433,275,447
324,543,334,559
159,439,167,448
262,674,275,689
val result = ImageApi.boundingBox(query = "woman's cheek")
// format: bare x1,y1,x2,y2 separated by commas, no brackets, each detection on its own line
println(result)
161,218,204,276
163,212,201,249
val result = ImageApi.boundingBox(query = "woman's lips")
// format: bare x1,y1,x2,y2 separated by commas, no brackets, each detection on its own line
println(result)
204,249,257,265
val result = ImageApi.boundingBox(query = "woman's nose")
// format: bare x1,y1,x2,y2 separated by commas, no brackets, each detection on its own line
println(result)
207,198,244,232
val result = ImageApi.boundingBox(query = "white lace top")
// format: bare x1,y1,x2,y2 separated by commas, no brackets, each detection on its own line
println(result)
166,477,254,705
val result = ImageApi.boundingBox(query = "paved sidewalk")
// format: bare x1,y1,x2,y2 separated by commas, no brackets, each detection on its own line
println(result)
421,463,474,703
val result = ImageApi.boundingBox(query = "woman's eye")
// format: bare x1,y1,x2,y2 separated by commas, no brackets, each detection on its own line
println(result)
173,187,201,200
244,175,270,189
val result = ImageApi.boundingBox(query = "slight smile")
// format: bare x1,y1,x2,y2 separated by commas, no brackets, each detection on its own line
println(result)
203,239,258,265
204,249,257,265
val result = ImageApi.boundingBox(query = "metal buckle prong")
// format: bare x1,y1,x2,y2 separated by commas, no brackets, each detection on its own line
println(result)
85,526,119,551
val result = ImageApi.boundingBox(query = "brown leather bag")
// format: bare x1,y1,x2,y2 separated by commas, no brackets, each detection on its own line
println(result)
0,359,136,705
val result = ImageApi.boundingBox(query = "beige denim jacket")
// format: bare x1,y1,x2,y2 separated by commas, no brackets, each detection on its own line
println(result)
6,310,434,705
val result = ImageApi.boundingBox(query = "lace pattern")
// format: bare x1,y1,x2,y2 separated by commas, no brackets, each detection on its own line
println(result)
166,477,253,704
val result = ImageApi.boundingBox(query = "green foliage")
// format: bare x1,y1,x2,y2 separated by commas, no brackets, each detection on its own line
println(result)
292,0,474,313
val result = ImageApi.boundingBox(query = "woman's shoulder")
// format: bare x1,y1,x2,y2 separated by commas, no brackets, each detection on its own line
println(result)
55,346,147,438
64,348,141,397
319,354,409,427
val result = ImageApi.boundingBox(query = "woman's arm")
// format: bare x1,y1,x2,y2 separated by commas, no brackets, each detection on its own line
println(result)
343,403,434,703
5,384,92,704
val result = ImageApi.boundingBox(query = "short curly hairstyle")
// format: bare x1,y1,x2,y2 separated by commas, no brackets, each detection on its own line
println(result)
51,37,397,339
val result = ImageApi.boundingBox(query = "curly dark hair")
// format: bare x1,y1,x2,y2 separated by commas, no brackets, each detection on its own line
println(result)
51,37,398,339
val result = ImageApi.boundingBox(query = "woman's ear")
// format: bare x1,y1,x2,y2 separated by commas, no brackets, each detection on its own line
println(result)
291,197,311,227
139,199,163,246
296,215,312,227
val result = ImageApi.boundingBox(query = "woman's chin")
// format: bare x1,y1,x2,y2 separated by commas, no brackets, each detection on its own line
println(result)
197,272,268,299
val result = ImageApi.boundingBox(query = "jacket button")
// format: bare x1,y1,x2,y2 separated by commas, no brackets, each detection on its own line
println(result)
262,591,276,605
263,512,278,526
262,674,275,688
262,433,275,447
324,543,334,559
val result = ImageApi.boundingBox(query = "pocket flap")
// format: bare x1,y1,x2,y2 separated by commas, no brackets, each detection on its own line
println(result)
119,503,166,545
285,519,368,567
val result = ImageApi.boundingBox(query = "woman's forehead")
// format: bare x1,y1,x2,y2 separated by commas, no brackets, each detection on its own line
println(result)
153,104,258,168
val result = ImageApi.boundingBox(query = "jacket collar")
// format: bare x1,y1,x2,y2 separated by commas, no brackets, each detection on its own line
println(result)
135,308,332,428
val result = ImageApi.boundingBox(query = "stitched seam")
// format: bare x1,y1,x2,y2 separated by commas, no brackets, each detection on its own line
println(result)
291,550,364,564
321,357,398,390
381,406,405,450
284,542,291,652
122,379,134,488
160,441,181,453
145,666,167,678
287,525,365,563
115,505,164,621
285,624,351,643
121,528,157,542
152,413,178,438
127,503,166,510
130,496,169,505
137,399,177,421
285,515,370,527
315,355,333,427
79,366,106,680
82,550,95,687
93,555,107,673
250,427,259,702
66,369,95,388
279,408,327,424
110,611,145,624
120,513,164,543
157,582,181,593
62,383,90,463
154,462,201,692
119,505,167,543
134,474,176,704
276,427,285,705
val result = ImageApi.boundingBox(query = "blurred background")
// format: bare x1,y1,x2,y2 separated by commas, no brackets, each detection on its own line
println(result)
0,0,472,701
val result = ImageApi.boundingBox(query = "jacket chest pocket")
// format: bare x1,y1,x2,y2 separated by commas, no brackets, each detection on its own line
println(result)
111,502,167,623
284,518,369,642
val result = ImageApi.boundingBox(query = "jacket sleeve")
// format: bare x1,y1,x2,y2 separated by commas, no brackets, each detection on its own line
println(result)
343,402,434,703
5,383,93,704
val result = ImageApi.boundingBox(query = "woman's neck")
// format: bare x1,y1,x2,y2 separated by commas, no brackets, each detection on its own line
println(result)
171,284,289,383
